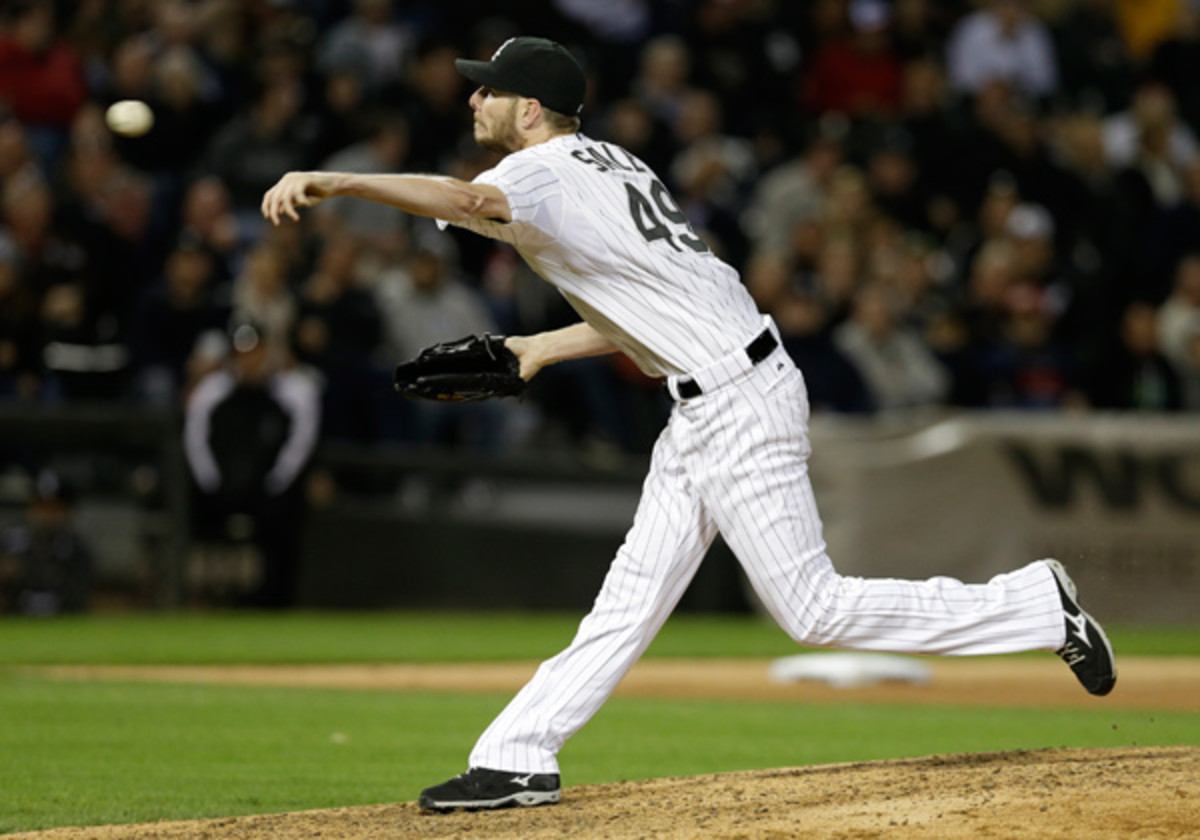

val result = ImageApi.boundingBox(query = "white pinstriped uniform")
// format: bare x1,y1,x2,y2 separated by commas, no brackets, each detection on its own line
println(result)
441,133,1066,775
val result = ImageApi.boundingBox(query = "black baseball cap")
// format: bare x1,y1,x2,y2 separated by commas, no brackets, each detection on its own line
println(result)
455,37,586,116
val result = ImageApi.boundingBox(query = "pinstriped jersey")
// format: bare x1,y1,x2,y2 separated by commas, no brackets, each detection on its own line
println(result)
438,133,763,377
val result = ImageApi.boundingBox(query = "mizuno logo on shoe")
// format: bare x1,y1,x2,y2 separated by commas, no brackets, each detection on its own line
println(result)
1065,610,1092,647
1059,642,1086,666
510,774,534,787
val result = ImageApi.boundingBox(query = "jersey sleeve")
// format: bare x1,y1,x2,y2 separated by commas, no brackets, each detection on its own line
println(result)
436,154,562,247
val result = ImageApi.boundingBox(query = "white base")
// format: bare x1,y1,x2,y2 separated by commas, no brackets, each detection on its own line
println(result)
767,652,933,688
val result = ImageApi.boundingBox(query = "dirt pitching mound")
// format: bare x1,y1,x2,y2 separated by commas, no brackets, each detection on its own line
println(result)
13,746,1196,840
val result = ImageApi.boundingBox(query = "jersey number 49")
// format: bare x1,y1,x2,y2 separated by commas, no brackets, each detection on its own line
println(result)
625,180,709,253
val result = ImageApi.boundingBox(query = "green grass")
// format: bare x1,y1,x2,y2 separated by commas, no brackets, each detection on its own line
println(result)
1,673,1195,834
1,611,1197,665
0,611,1197,833
0,675,499,833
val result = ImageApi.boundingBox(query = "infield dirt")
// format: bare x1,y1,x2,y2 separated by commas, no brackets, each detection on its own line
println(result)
9,747,1197,839
10,658,1199,839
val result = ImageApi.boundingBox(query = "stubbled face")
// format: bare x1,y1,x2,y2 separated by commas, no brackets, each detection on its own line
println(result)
469,86,522,155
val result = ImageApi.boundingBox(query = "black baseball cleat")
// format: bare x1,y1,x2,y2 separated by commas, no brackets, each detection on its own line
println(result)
1045,559,1116,696
418,767,561,812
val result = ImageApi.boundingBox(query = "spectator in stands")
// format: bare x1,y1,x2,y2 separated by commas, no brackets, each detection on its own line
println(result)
895,57,960,236
102,34,155,107
882,231,951,331
945,0,1060,102
229,241,296,369
864,126,929,232
1052,0,1138,113
752,196,917,413
1150,160,1200,296
631,35,694,133
1157,253,1200,375
669,88,757,258
0,468,92,615
745,215,825,316
1177,329,1200,410
890,0,955,62
1051,110,1145,290
796,0,853,59
178,176,244,284
1085,300,1183,410
37,278,129,402
834,280,949,411
1102,80,1198,175
183,319,320,607
775,288,874,414
317,0,413,98
1148,2,1200,136
887,232,977,405
374,234,515,450
397,39,469,172
188,0,256,98
105,45,221,180
0,114,38,187
812,225,867,330
1002,200,1108,371
313,112,412,261
743,123,843,257
1,163,129,401
0,0,88,169
61,102,162,288
943,171,1021,295
950,237,1017,405
1004,204,1064,301
975,279,1083,409
201,76,320,217
292,234,385,442
681,0,802,151
2,167,74,292
131,236,228,407
801,0,904,119
310,63,371,164
1002,98,1083,223
0,241,40,400
553,0,652,51
595,97,674,179
823,163,877,237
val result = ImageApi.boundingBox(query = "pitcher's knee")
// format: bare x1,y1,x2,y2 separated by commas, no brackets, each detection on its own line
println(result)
756,568,849,645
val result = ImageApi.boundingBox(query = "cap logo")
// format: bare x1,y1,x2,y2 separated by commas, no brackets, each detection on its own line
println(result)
491,37,516,61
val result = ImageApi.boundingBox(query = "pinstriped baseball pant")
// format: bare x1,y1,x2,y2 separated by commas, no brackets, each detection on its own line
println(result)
469,349,1066,774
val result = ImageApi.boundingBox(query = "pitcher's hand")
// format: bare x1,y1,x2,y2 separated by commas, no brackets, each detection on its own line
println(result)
503,336,547,382
261,172,336,225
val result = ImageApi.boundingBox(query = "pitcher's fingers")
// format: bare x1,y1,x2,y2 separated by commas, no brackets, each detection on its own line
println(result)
269,192,298,223
262,191,285,225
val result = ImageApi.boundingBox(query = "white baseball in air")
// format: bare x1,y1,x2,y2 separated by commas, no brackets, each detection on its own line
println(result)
105,99,154,137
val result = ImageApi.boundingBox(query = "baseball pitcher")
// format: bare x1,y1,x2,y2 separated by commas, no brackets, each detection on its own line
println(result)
261,36,1116,813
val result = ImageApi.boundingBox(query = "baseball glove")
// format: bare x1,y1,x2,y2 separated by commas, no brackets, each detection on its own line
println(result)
393,333,525,402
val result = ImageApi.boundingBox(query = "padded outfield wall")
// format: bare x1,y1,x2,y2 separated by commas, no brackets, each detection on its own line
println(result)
299,413,1199,622
1,407,1195,620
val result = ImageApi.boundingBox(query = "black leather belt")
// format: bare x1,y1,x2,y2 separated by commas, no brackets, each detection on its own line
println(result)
676,328,778,399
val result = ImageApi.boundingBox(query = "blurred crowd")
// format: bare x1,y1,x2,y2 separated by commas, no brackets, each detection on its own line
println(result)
3,0,1200,458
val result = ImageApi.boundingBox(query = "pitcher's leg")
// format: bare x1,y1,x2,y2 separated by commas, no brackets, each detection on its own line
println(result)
717,451,1064,655
701,368,1064,656
805,558,1065,654
469,431,716,774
